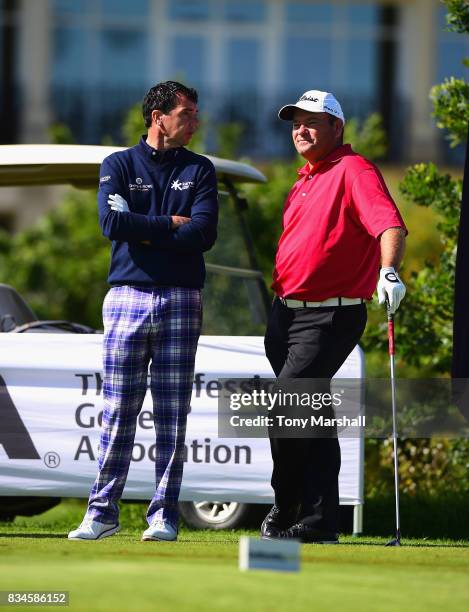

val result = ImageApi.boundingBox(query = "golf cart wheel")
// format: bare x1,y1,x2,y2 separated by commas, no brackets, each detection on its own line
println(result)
0,497,61,522
178,501,251,529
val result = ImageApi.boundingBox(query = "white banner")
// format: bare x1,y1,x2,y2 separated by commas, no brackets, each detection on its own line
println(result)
0,334,364,505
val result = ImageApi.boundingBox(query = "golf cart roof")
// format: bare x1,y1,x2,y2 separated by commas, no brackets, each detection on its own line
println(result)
0,144,266,189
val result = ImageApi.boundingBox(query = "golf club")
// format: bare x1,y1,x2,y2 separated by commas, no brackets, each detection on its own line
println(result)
385,297,401,547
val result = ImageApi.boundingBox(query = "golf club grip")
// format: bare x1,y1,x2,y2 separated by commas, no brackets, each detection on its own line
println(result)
388,317,395,355
385,296,395,355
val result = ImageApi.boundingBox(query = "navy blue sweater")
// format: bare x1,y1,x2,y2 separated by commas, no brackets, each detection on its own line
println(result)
98,137,218,288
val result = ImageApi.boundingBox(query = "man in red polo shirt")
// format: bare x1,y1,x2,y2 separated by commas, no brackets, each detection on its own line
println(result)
261,90,407,544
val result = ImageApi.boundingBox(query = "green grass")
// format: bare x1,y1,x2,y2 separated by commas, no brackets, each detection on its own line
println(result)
1,501,469,611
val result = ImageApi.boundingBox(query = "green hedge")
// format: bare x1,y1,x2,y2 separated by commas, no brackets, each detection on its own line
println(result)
364,493,469,539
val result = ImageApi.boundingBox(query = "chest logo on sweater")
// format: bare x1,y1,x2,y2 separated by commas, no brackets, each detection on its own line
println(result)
171,179,194,191
129,177,153,192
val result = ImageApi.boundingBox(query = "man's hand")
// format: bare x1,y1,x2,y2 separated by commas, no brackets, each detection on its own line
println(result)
171,216,191,229
108,193,129,213
377,267,406,314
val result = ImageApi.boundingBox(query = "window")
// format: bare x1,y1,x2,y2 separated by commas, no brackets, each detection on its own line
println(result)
54,0,148,19
345,4,379,27
436,5,469,82
52,0,87,17
284,2,381,114
52,1,149,87
284,36,332,93
224,0,266,23
100,29,147,85
171,36,206,87
52,27,86,85
344,39,376,96
51,13,149,143
227,39,260,92
101,0,148,17
286,2,332,24
437,42,469,82
169,0,210,21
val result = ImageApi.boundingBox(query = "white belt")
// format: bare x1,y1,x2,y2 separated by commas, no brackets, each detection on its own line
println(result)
279,297,365,308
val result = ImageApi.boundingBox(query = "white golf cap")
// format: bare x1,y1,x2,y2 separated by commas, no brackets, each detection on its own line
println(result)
278,90,345,123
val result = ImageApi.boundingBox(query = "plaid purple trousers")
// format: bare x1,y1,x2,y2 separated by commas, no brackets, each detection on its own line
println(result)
87,285,202,527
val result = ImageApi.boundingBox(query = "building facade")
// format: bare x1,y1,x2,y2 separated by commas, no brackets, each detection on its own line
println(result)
1,0,468,163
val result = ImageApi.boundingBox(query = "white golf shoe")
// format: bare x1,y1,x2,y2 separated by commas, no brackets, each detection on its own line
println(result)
141,520,177,542
68,517,120,541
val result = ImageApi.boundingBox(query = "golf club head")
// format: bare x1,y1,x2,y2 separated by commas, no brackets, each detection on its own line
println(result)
385,538,401,547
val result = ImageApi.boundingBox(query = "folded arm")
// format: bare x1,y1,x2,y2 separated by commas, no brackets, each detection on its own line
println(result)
98,157,218,251
152,164,218,252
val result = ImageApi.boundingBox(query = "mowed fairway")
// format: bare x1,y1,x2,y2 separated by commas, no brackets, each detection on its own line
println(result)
1,502,468,612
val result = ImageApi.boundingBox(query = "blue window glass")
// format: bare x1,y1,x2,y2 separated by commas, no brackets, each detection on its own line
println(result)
437,42,469,81
169,0,210,21
227,39,260,91
284,36,332,92
52,0,88,16
286,2,333,24
345,4,379,27
438,4,451,30
100,29,148,85
52,27,86,84
171,36,206,87
224,0,266,23
436,6,469,81
344,39,376,96
101,0,148,17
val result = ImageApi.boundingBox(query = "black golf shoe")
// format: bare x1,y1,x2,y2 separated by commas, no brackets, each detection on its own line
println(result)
280,522,338,544
260,504,300,539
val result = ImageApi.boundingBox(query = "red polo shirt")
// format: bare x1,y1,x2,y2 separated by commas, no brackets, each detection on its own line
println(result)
272,144,406,301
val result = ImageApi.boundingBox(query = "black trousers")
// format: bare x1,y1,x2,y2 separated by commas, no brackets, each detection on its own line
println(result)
264,298,367,532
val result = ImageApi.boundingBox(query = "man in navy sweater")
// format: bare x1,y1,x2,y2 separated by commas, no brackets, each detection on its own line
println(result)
69,81,218,542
